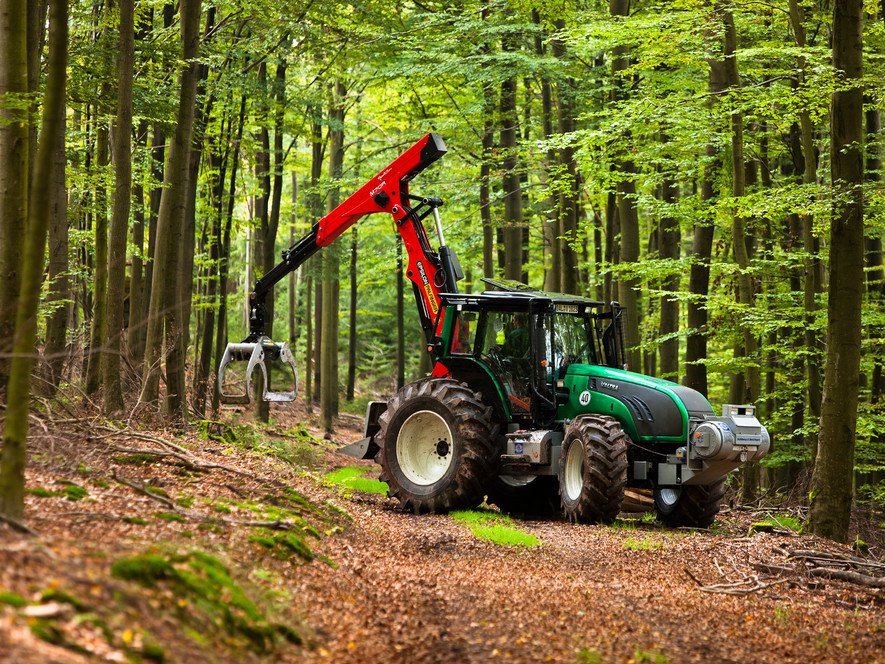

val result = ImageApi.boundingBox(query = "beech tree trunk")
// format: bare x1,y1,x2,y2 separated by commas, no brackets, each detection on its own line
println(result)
85,117,109,396
808,0,865,542
139,0,202,419
552,19,580,295
0,0,65,521
658,163,680,381
321,81,345,432
103,0,134,416
685,50,725,394
499,34,523,282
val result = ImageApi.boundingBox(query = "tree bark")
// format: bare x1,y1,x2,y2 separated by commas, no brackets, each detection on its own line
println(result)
102,0,134,416
499,32,523,281
42,6,70,391
0,0,65,521
808,0,865,542
685,49,726,394
346,226,358,401
658,161,680,381
789,0,824,421
139,0,202,419
85,117,109,396
321,81,345,432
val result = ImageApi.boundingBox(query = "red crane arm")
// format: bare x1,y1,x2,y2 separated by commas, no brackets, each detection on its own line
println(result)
245,133,456,342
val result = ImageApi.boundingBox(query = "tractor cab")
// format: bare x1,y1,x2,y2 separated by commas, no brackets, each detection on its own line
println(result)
434,280,626,427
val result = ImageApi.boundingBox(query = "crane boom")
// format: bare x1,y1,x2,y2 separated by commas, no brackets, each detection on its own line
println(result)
219,132,462,405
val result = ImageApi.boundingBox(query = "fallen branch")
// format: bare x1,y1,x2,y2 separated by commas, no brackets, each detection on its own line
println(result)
112,470,177,509
808,567,885,588
0,512,39,536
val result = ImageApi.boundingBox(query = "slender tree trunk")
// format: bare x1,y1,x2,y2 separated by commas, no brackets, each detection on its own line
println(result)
103,0,134,415
42,10,70,391
480,0,495,279
658,162,680,381
552,19,580,295
139,0,202,419
139,125,165,361
321,81,345,432
346,227,358,401
808,0,865,542
499,30,523,281
789,0,824,422
289,172,299,347
610,0,641,370
85,118,109,396
866,106,884,403
212,94,246,413
127,122,148,362
684,33,727,395
0,0,65,521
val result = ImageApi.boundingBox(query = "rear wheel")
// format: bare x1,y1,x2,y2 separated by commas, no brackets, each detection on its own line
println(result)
558,415,628,524
487,474,561,518
654,477,726,528
376,378,499,514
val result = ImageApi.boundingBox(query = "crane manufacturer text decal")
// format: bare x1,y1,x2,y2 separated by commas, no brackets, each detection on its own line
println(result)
415,261,438,314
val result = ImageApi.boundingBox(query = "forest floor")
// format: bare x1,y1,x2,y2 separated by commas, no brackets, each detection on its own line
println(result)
0,397,883,664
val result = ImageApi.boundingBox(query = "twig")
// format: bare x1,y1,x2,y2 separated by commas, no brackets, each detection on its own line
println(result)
112,470,177,509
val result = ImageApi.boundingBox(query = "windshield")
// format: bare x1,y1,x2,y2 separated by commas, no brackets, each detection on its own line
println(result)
545,313,595,376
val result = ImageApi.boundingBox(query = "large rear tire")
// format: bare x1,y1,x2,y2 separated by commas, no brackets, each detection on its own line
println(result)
558,415,628,524
487,474,561,518
376,378,499,514
654,477,726,528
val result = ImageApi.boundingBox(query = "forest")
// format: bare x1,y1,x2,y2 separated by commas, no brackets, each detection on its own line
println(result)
2,0,884,534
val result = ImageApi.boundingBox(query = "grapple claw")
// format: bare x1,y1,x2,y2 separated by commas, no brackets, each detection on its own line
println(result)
217,337,297,406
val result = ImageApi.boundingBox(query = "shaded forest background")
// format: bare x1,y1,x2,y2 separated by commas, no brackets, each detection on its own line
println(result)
0,0,883,541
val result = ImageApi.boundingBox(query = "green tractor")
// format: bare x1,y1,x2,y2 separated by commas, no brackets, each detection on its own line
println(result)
214,131,769,527
349,279,770,527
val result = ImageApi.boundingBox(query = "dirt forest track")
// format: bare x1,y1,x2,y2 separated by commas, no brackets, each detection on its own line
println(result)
0,405,882,663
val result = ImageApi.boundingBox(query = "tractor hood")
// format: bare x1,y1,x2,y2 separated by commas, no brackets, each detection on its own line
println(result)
560,364,714,442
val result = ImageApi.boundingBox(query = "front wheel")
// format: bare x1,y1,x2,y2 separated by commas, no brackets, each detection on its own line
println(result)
558,415,628,524
654,477,726,528
376,378,499,514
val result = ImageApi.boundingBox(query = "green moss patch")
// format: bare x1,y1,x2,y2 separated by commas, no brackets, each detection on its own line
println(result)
0,591,27,607
248,530,314,563
451,509,540,548
323,466,388,495
111,549,301,651
154,511,187,523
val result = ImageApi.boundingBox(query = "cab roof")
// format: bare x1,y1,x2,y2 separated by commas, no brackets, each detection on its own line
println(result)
439,278,606,311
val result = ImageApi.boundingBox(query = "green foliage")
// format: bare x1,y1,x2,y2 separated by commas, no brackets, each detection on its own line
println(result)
451,509,541,548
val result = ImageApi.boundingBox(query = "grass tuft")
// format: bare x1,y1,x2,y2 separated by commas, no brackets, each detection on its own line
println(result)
623,536,665,551
451,509,540,548
323,466,388,495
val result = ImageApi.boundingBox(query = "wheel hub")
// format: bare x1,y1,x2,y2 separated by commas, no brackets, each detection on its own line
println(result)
396,410,454,486
564,441,585,501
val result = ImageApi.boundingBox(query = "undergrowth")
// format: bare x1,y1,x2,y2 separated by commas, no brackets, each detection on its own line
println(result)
451,509,540,548
111,548,302,652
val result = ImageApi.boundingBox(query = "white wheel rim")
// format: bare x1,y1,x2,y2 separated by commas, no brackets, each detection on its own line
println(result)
658,487,680,507
564,441,585,501
396,410,454,486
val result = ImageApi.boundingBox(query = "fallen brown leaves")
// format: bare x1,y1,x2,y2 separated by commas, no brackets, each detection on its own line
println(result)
0,398,882,663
